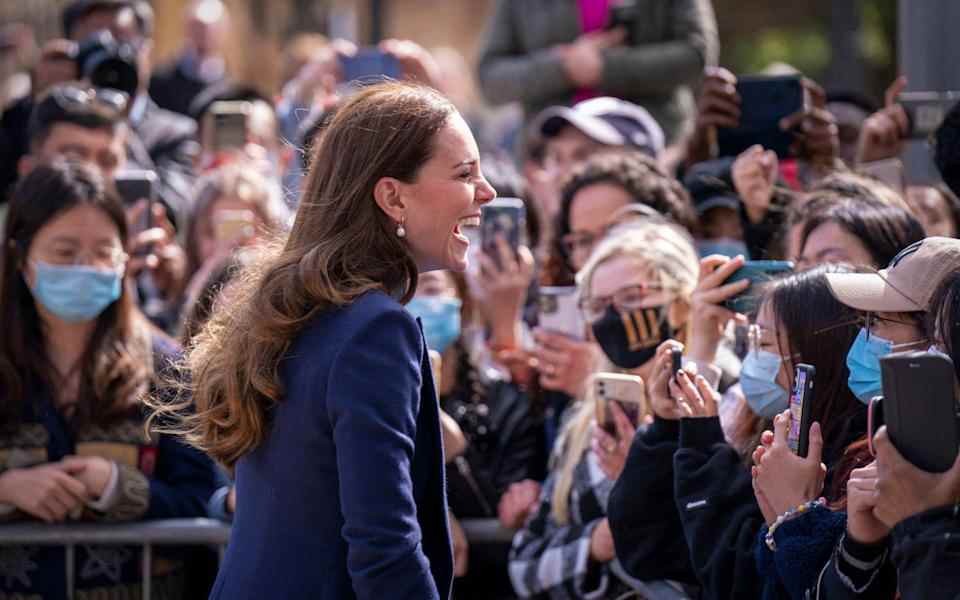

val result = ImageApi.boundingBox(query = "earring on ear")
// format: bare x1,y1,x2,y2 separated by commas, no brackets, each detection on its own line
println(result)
396,216,407,238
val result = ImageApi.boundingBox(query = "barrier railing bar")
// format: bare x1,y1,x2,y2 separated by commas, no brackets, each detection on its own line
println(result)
142,543,152,600
66,543,75,600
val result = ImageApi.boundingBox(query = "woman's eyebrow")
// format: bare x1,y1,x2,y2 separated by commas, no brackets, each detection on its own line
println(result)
451,158,477,169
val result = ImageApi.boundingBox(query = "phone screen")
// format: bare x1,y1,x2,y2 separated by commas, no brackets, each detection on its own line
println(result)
339,49,402,83
787,368,809,453
481,199,526,261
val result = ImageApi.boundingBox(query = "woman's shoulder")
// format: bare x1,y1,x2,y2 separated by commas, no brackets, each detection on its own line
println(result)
299,290,421,351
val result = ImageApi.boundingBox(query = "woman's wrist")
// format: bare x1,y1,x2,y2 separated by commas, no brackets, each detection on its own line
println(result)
0,469,17,504
489,314,522,349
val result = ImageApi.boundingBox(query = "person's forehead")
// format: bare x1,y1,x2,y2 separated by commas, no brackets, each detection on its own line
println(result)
72,6,139,42
33,205,120,244
590,255,655,294
44,122,122,150
546,125,596,151
432,114,476,159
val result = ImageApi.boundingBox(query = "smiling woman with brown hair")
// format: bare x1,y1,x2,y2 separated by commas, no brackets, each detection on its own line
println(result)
150,81,496,599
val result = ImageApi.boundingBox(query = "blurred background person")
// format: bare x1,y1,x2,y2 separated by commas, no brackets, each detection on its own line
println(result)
476,0,719,144
63,0,198,230
149,0,231,118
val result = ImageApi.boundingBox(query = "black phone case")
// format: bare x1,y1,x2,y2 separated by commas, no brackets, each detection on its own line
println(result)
794,364,816,458
717,76,804,159
881,351,960,472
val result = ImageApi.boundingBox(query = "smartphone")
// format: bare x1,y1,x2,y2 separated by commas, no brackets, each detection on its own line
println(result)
671,348,683,381
787,364,816,457
899,91,960,139
717,75,805,159
114,169,157,232
481,198,526,263
606,0,637,42
339,48,401,83
880,351,960,472
210,100,250,151
593,373,645,437
213,209,257,244
538,286,585,340
723,260,795,315
859,158,906,195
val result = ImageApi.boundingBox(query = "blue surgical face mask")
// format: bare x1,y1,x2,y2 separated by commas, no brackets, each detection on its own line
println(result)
406,296,462,354
846,328,893,404
740,349,790,417
697,238,750,260
28,261,123,322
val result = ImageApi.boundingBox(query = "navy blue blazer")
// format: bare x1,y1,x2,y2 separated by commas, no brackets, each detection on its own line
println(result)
210,291,453,599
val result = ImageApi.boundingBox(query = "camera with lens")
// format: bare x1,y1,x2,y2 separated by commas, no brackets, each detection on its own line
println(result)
76,30,139,98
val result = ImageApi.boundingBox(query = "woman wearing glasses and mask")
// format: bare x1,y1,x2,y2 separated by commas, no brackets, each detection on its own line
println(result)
509,219,701,599
608,258,877,599
0,161,216,599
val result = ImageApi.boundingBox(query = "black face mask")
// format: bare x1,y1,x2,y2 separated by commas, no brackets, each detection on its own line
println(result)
591,304,673,368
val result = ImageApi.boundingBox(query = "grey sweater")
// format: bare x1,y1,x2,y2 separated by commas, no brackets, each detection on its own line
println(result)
477,0,719,143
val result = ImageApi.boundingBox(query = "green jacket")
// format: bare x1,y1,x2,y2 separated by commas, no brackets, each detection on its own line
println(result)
477,0,719,143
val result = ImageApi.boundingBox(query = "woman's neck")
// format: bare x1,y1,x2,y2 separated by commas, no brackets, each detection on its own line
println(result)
41,312,96,378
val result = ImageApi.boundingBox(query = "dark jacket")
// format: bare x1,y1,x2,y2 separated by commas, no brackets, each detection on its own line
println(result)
476,0,719,142
0,336,217,599
149,58,226,118
673,416,767,600
127,98,198,231
608,417,699,587
210,291,453,600
891,505,960,600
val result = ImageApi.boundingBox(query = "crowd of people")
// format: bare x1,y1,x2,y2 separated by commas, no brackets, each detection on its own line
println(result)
0,0,958,598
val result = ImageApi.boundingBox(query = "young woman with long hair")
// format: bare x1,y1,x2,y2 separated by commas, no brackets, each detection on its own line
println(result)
149,82,496,599
509,219,701,599
0,160,216,599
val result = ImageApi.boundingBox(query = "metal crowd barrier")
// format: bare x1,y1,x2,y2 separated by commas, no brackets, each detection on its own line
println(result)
0,518,230,600
0,518,513,599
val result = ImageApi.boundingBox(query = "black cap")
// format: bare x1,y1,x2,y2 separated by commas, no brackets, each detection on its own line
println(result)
682,158,740,215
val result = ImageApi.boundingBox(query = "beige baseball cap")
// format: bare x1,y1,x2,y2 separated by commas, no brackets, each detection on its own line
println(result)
826,237,960,313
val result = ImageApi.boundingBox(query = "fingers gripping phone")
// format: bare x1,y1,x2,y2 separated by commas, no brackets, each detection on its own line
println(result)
481,198,526,265
879,351,960,472
538,286,586,340
787,364,816,457
717,75,805,159
593,373,646,437
723,260,795,315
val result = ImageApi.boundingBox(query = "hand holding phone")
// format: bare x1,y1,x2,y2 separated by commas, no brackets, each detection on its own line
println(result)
787,364,816,457
481,198,526,265
593,373,646,437
722,260,794,315
717,75,805,159
209,101,251,152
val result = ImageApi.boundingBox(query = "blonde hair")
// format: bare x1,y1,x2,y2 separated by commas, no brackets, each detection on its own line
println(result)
549,220,700,523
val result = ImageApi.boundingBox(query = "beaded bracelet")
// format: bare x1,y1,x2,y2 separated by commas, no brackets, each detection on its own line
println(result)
765,498,827,551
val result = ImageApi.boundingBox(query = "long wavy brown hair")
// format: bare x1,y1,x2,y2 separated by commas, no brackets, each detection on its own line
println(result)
0,160,153,431
149,82,457,468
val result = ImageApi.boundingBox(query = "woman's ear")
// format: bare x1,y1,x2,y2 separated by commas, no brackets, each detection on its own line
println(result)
373,176,407,224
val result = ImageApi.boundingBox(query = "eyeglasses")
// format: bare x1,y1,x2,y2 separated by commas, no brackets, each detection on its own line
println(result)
36,245,128,270
579,283,675,323
48,85,128,117
857,312,920,341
